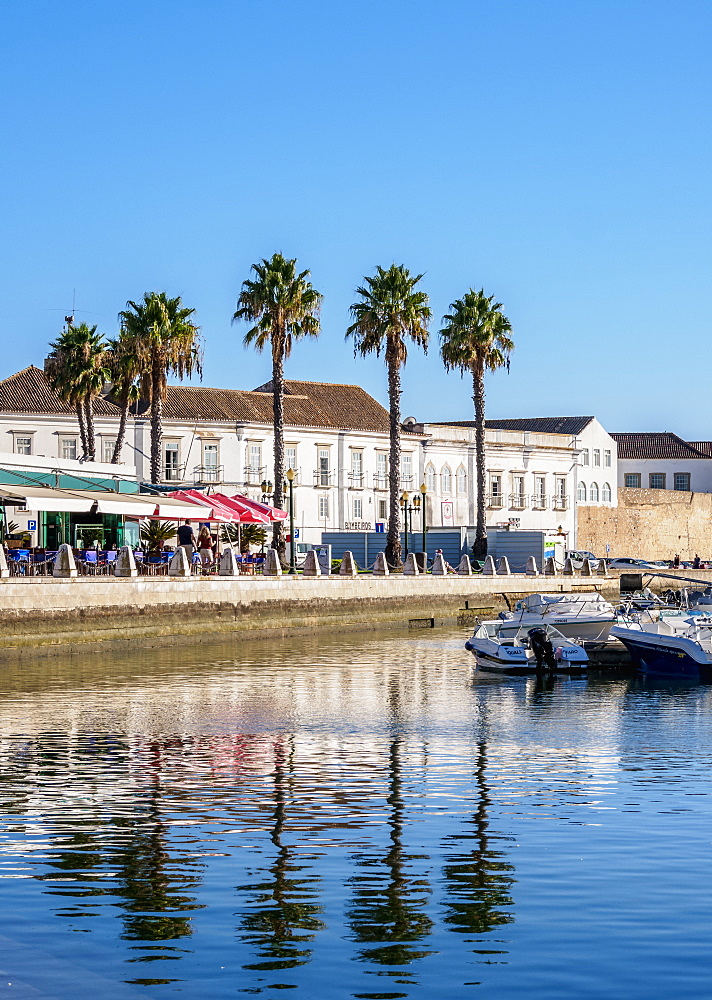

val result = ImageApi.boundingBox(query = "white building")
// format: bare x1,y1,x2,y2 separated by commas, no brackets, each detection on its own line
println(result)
0,366,617,549
612,433,712,493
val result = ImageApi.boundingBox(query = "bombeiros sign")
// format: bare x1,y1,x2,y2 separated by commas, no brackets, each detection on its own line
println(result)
344,521,373,531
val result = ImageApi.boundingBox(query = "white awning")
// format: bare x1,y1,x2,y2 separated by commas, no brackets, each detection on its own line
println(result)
0,486,157,516
154,499,213,519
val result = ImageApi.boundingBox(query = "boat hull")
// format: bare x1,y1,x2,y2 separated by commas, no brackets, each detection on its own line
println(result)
497,616,614,642
465,642,587,676
611,628,712,681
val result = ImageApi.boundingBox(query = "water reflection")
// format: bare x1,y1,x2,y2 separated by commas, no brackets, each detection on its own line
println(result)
0,629,710,998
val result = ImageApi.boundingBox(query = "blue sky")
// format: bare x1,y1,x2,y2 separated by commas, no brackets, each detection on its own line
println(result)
2,1,710,436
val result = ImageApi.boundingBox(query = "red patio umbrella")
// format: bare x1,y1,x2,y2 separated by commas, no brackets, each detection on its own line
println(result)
208,492,275,523
165,489,240,522
219,493,288,521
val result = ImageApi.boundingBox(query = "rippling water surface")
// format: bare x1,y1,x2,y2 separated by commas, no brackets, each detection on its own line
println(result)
1,625,711,999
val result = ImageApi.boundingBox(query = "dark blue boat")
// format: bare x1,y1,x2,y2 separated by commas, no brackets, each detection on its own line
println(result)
611,620,712,681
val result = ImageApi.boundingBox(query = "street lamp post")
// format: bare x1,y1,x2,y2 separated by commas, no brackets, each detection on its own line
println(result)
400,492,423,560
286,468,296,575
420,482,427,559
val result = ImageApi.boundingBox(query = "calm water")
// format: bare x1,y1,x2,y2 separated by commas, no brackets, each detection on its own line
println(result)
0,626,711,999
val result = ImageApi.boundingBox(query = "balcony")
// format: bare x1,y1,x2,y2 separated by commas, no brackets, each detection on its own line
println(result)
487,493,504,509
193,464,223,484
313,469,334,487
348,472,365,488
400,475,414,489
244,465,265,486
373,473,389,490
531,494,548,510
162,466,185,483
552,494,569,510
509,493,528,510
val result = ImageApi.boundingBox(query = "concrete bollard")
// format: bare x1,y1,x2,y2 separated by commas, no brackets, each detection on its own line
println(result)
372,552,389,576
457,554,473,575
403,552,420,575
262,548,282,576
219,547,239,576
482,555,496,576
580,558,593,576
596,559,609,577
53,543,77,579
302,550,322,577
0,546,8,579
114,545,137,578
431,552,448,576
525,556,539,577
169,547,191,577
563,557,575,576
339,550,358,576
496,556,511,576
544,556,558,576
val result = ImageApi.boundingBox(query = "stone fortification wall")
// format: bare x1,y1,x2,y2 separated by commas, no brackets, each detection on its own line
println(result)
577,487,712,561
0,574,623,658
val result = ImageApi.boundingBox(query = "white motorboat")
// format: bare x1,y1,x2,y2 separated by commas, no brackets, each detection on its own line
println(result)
465,621,589,675
496,592,616,642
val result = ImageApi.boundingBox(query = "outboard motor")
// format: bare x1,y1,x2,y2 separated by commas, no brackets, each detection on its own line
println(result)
527,627,557,675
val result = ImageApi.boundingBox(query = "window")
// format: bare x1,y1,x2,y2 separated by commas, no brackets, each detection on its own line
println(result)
489,475,503,507
351,451,363,486
512,475,525,507
554,478,568,508
593,449,601,467
577,481,587,502
378,499,387,521
203,442,219,481
649,473,666,490
353,497,363,519
247,444,262,483
102,438,117,463
604,449,612,467
426,464,436,492
580,449,589,466
674,473,691,491
60,438,77,460
589,482,599,502
318,448,330,486
318,494,329,519
401,454,413,487
164,441,180,481
625,473,641,488
285,446,297,474
15,436,32,455
441,465,452,494
534,475,546,507
602,482,612,502
457,467,466,494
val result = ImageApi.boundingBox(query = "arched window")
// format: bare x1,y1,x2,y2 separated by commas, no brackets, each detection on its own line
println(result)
602,482,612,502
589,482,599,502
577,481,587,502
457,467,466,494
441,466,452,494
426,464,436,492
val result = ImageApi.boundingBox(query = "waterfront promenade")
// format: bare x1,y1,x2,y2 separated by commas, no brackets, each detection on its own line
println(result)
1,564,700,657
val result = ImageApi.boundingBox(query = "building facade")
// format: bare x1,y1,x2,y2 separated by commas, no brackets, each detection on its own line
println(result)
0,367,616,549
612,433,712,494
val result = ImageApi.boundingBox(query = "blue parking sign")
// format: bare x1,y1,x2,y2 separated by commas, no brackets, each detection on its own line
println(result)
27,520,37,531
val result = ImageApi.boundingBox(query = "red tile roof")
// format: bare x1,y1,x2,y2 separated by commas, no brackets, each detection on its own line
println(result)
438,416,595,435
611,433,709,460
0,367,405,435
688,441,712,457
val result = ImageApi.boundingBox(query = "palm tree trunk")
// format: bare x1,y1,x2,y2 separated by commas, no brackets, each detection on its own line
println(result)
150,359,163,484
75,400,88,459
271,348,286,563
472,363,487,560
385,354,402,567
84,396,96,461
112,386,130,464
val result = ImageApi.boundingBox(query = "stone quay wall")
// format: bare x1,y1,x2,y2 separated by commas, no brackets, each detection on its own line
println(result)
0,573,626,658
578,487,712,561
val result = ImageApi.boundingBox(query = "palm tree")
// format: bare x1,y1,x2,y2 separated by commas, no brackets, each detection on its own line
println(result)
45,323,109,461
439,290,513,560
233,253,322,562
347,264,431,567
106,332,143,464
119,292,202,484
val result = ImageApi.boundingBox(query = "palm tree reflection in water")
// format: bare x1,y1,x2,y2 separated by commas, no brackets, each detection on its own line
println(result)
237,739,325,973
347,733,434,971
441,739,516,954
